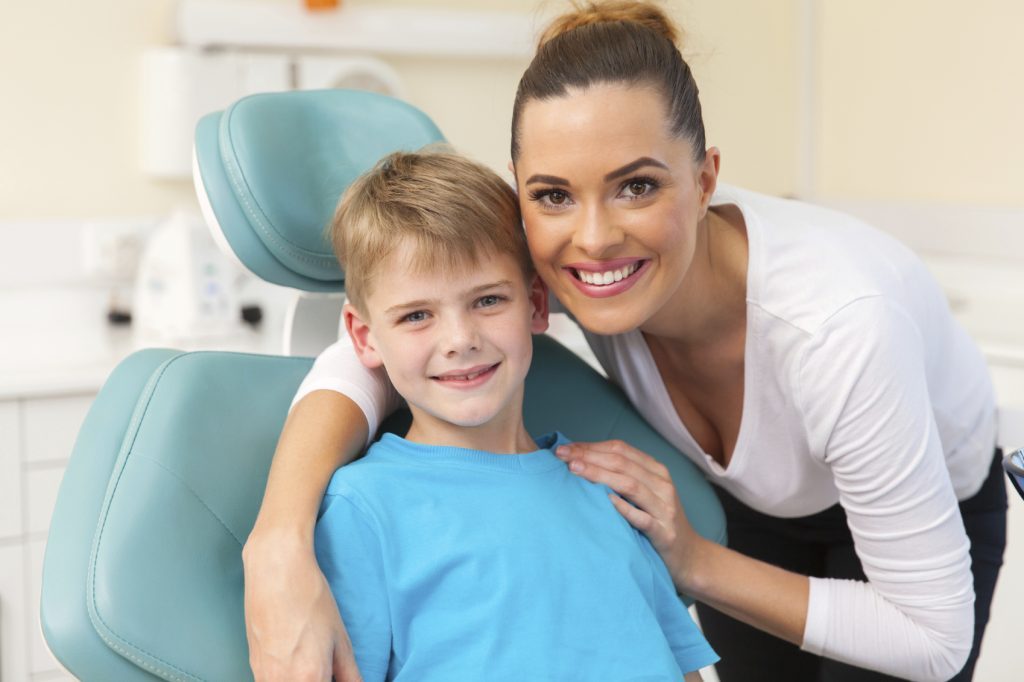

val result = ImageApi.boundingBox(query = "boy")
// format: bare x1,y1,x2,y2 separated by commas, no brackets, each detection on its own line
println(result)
313,151,717,681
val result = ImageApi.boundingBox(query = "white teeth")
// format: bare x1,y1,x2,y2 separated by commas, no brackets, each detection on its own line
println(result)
440,367,488,381
578,262,640,286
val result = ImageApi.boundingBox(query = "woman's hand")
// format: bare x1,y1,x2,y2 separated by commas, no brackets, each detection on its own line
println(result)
243,527,364,682
555,439,706,590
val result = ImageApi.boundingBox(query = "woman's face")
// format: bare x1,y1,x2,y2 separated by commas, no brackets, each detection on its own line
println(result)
513,83,718,336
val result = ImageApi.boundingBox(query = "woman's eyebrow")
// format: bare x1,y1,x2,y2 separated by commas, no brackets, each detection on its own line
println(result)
524,157,669,187
525,173,569,186
604,157,669,181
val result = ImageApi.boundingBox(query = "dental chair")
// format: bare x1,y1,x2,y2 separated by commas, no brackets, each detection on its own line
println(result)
39,90,727,682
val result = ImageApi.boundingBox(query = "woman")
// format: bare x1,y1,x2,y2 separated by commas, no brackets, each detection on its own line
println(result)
242,3,1006,681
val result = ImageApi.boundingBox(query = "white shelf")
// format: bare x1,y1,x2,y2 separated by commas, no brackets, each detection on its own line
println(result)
177,0,538,59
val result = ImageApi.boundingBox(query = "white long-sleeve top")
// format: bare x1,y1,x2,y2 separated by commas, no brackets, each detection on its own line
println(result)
293,185,995,681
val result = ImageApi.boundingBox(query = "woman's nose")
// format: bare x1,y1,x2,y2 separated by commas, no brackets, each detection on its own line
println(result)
571,204,625,257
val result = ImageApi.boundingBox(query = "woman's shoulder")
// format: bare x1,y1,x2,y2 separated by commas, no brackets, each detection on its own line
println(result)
722,185,941,336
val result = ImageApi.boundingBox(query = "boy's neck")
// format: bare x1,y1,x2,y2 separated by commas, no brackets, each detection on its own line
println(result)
403,409,538,455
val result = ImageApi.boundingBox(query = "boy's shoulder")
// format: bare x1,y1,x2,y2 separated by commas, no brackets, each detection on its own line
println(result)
323,440,404,498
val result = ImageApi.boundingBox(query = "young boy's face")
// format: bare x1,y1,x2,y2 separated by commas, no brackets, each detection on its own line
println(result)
345,242,548,443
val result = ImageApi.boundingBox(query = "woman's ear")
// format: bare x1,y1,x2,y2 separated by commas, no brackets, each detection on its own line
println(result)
528,274,550,334
344,303,384,369
697,146,721,218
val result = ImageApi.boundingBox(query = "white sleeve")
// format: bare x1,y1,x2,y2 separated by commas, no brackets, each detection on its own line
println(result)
290,333,403,445
796,297,974,682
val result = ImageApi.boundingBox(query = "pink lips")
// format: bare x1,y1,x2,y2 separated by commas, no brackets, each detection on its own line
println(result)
431,363,500,389
564,259,649,299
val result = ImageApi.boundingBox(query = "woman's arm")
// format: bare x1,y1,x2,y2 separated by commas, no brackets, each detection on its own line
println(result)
245,335,399,681
244,391,368,682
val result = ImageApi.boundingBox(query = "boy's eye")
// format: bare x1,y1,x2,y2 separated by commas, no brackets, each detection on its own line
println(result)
402,310,428,323
476,294,504,308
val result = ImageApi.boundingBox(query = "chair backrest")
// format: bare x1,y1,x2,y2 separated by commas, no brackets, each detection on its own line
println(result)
41,90,725,681
193,89,445,292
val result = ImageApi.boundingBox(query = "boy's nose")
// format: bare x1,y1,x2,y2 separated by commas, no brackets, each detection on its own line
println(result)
571,204,625,258
443,317,481,357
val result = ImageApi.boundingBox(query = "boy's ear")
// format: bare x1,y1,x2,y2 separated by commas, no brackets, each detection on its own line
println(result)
343,302,384,369
528,274,549,334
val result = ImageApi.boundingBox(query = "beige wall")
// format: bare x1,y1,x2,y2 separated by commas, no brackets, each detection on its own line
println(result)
0,0,193,219
0,0,800,222
1,0,1020,222
817,0,1024,205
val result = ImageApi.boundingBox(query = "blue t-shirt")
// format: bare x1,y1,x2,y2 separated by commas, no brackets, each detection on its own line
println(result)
314,432,718,681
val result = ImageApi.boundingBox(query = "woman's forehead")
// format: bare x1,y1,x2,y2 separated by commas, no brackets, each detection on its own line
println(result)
515,85,693,177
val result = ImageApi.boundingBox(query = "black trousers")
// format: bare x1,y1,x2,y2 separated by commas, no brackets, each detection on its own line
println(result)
696,450,1008,681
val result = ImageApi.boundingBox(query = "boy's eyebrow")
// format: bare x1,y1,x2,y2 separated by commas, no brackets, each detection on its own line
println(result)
524,157,668,186
384,280,514,315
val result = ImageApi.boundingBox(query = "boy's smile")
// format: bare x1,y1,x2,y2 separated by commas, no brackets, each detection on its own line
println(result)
345,243,548,453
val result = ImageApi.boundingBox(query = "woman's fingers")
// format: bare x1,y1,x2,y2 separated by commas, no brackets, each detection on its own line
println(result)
333,627,364,682
557,440,676,505
243,529,353,682
609,492,657,533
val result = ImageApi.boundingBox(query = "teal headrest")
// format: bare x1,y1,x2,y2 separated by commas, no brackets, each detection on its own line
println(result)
193,90,445,292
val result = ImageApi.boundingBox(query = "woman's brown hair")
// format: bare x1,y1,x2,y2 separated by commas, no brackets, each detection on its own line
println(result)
511,1,705,161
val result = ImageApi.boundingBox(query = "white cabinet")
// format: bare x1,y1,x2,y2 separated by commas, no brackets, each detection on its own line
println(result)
0,401,21,539
0,543,29,682
0,392,94,681
22,396,93,465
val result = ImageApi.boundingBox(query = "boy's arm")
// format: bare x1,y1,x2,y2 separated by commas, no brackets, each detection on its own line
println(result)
639,537,720,677
244,390,370,681
314,489,393,682
684,672,704,682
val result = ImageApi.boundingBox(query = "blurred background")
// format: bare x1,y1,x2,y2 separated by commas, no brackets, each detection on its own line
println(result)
0,1,1021,680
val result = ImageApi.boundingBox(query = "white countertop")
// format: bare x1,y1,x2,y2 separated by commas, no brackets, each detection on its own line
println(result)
0,286,282,400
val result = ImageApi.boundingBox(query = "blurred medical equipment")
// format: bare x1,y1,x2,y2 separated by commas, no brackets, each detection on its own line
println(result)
1004,449,1024,500
37,88,729,681
132,210,245,344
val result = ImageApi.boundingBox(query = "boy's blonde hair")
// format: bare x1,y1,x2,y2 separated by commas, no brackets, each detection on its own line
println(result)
330,150,532,315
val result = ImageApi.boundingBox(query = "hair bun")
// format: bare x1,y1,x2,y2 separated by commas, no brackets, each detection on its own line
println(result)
538,1,680,49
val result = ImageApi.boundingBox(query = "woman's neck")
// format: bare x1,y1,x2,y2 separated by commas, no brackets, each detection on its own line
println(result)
640,204,749,351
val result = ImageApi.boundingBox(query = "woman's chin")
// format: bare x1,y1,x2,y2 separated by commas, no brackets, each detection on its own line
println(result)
565,302,646,337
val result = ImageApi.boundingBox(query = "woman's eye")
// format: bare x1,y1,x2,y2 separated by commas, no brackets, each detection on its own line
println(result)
619,177,659,200
528,188,573,209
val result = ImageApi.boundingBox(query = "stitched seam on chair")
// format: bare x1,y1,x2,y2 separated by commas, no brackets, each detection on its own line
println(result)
87,353,209,682
91,627,201,682
87,351,311,681
134,453,246,547
219,104,336,270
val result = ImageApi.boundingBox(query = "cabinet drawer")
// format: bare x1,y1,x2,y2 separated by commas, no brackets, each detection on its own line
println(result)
0,543,29,682
0,401,21,539
23,394,94,464
26,465,67,536
29,538,62,675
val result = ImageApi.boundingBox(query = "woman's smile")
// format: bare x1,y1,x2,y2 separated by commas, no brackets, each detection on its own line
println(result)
564,258,651,298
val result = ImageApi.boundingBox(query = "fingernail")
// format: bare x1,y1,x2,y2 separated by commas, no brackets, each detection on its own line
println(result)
570,460,583,473
555,446,569,458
